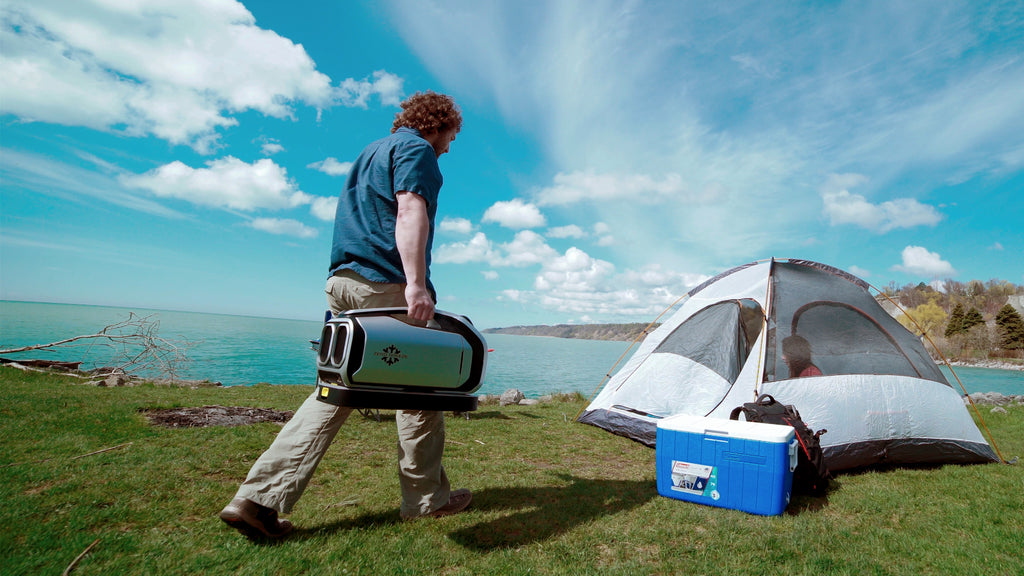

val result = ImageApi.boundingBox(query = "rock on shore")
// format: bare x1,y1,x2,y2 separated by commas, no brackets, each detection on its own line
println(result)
964,392,1024,407
948,359,1024,371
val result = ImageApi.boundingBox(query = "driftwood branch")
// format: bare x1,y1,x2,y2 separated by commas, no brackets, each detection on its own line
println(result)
70,442,133,460
0,312,193,381
2,441,134,468
62,538,100,576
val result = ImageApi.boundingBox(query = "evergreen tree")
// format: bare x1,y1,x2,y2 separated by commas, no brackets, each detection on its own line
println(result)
963,307,985,330
995,304,1024,350
945,303,966,337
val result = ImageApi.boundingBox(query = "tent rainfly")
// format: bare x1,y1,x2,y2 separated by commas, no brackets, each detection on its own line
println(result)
577,258,999,472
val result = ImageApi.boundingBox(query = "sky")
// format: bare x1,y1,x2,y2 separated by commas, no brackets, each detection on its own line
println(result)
2,0,1022,329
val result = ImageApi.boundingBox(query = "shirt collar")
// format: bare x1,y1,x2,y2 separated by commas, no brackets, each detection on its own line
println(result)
395,126,423,138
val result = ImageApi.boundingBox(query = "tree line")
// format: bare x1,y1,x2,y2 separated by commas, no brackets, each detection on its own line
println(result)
882,279,1024,359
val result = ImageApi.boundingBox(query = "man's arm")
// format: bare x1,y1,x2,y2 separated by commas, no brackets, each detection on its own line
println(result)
395,190,434,321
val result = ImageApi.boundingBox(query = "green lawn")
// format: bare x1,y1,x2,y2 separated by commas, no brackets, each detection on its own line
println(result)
1,367,1021,575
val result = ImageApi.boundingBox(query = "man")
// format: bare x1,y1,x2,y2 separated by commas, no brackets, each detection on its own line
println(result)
220,91,470,540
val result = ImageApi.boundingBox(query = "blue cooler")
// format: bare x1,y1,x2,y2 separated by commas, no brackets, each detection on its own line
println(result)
655,414,798,516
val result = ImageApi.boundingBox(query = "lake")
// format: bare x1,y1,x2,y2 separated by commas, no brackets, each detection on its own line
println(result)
2,301,1022,398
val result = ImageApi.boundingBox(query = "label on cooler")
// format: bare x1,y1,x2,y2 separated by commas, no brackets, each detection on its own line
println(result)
669,460,719,500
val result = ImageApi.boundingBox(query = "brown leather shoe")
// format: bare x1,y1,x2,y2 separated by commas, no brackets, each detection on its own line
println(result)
428,488,473,518
219,498,293,540
400,488,473,520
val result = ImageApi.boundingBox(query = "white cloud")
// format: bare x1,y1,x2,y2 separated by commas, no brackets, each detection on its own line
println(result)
879,63,1024,174
619,264,707,289
0,1,402,151
524,249,706,319
546,224,585,238
248,217,317,238
879,198,944,229
120,157,310,212
440,217,474,234
534,171,705,207
525,245,709,319
307,157,353,177
0,231,92,254
310,196,337,222
498,231,559,267
989,242,1004,251
500,289,522,302
998,145,1024,172
437,230,559,268
436,222,710,319
821,179,943,233
534,247,615,291
260,138,284,156
437,229,578,270
434,232,498,264
1,148,183,218
823,173,870,192
732,53,777,79
482,199,546,229
337,70,405,108
847,265,871,278
892,246,957,278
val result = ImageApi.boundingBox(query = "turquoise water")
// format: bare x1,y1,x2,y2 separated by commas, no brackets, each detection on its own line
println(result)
2,301,1022,398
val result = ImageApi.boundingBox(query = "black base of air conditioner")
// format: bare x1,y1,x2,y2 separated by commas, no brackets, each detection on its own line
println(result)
315,382,479,412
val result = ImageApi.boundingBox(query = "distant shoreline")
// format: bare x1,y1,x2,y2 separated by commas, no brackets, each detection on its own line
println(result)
947,359,1024,372
483,323,657,342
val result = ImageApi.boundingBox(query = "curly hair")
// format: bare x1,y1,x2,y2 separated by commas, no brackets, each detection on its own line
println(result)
392,91,462,135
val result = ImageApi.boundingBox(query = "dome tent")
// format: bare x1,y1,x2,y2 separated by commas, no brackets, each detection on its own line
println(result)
577,258,998,472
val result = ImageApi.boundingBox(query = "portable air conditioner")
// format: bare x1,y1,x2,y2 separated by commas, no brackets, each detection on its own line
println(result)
315,308,487,411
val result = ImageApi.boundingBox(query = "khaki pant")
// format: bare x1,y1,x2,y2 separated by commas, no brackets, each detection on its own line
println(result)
233,270,450,518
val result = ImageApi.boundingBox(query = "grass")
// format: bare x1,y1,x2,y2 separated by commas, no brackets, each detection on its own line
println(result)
1,366,1021,575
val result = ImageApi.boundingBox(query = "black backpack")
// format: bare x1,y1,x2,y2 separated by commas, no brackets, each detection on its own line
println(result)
729,394,832,495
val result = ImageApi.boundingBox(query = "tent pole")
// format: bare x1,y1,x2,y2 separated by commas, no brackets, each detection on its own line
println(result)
754,258,777,398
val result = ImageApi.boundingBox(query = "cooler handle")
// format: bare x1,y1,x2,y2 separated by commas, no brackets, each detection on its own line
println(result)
788,438,799,472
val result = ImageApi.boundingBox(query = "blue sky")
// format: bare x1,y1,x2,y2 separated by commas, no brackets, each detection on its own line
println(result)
2,0,1022,328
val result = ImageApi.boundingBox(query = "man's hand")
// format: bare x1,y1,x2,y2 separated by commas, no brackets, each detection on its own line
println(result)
404,283,435,321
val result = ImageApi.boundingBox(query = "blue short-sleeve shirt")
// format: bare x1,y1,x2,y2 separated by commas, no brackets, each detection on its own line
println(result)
329,127,442,295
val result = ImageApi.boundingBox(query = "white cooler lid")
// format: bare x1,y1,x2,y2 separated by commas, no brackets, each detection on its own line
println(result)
657,414,795,443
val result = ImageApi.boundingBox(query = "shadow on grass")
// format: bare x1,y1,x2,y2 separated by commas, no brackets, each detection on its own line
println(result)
288,510,399,541
785,479,837,515
287,474,655,549
448,474,655,550
786,492,831,514
461,410,513,420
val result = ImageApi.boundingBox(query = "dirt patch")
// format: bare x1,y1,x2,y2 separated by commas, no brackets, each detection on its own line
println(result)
142,405,293,428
